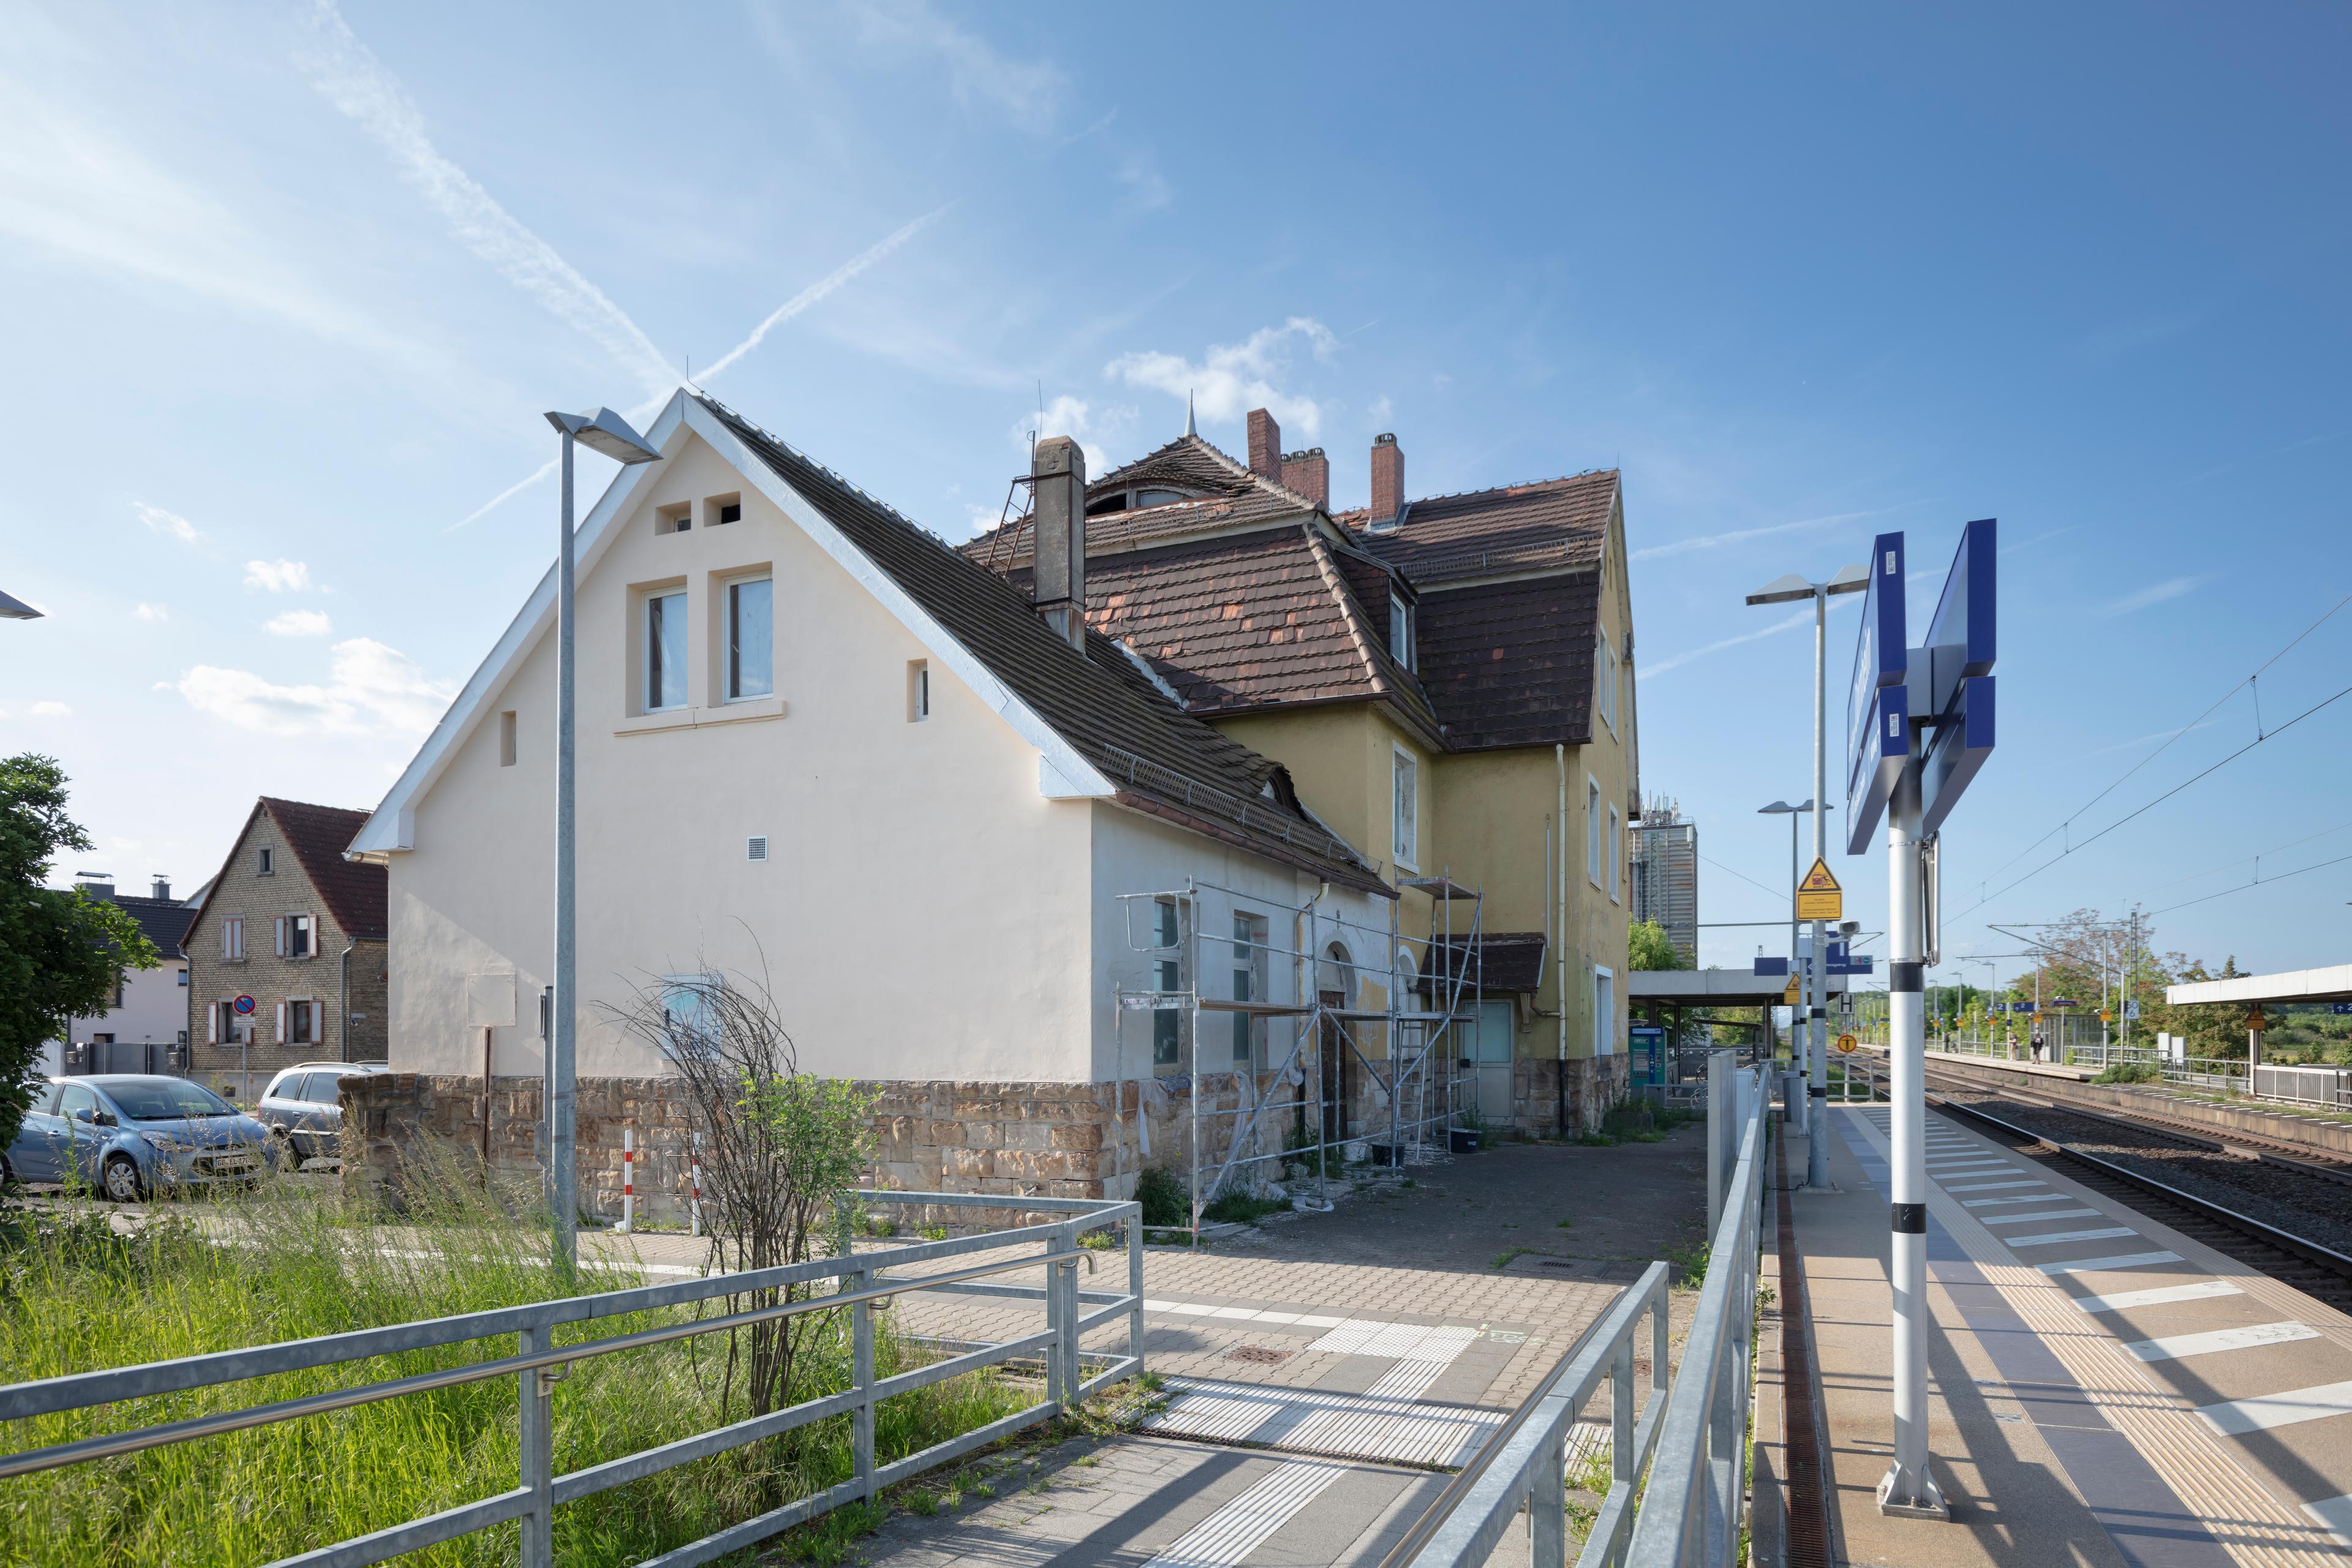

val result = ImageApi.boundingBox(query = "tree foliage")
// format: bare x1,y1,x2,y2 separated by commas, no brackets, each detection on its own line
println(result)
1628,919,1684,971
1,756,158,1147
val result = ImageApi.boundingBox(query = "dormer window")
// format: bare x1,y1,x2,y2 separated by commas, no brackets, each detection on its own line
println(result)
1084,486,1195,517
1389,598,1415,673
1137,488,1186,508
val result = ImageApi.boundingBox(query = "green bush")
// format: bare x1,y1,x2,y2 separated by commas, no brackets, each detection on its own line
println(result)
1200,1190,1287,1226
2094,1060,2163,1085
1133,1166,1188,1228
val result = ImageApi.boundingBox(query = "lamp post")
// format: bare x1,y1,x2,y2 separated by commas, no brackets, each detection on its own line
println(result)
1748,563,1867,1190
1757,799,1811,1120
542,407,665,1273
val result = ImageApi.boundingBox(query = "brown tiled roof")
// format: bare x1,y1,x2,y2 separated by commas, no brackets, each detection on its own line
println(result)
970,434,1313,565
699,399,1387,894
265,799,387,940
1418,931,1551,994
1338,471,1618,586
1414,573,1603,750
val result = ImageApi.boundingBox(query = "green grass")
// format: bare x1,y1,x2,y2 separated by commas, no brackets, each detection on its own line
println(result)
1490,1246,1534,1270
1199,1190,1287,1226
0,1169,1033,1567
2093,1060,2163,1085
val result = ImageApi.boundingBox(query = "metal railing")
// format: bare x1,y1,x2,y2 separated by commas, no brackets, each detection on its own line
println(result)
0,1191,1143,1568
1393,1063,1767,1568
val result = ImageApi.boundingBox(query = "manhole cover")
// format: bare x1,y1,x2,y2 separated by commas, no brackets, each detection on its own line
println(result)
1224,1345,1293,1365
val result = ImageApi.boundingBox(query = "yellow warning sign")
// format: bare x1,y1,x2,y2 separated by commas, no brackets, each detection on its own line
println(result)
1794,858,1844,921
1837,1034,1857,1054
1783,977,1801,1006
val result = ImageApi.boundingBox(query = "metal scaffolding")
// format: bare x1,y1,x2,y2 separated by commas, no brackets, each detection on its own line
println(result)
1112,873,1489,1239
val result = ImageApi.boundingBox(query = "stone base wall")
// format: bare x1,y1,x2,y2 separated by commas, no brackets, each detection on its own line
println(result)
1503,1055,1630,1137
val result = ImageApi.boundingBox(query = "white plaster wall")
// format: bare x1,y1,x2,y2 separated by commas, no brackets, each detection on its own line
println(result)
390,432,1096,1084
65,958,190,1046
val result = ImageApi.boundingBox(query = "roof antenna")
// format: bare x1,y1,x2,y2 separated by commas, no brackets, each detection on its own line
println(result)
1185,389,1196,437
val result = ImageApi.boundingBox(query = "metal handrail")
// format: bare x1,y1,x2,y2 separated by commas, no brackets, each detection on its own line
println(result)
0,1193,1145,1568
1396,1065,1767,1568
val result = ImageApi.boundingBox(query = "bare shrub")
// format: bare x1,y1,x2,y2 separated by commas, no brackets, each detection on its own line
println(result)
601,963,873,1420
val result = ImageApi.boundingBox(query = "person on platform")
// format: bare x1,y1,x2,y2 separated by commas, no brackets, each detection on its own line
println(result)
2005,1027,2019,1061
2031,1027,2046,1063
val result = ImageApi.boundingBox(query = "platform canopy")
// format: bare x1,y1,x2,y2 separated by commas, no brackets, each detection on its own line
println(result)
2165,963,2352,1008
1627,967,1852,1009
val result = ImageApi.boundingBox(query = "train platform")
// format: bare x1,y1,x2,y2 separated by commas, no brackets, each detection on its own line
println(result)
1925,1047,2097,1084
1766,1099,2352,1568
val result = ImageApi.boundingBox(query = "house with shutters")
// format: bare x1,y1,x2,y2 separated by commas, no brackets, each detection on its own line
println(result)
183,797,388,1098
967,407,1640,1131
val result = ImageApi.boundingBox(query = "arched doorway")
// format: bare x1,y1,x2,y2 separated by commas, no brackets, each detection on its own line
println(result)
1317,941,1354,1143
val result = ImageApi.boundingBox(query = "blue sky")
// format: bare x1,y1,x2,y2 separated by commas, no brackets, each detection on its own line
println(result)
6,2,2349,987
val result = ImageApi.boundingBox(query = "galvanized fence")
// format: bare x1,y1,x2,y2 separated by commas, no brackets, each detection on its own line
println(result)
1390,1062,1768,1568
0,1191,1143,1568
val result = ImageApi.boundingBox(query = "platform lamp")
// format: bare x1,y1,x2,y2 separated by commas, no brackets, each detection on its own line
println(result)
1748,562,1868,1189
544,407,665,1273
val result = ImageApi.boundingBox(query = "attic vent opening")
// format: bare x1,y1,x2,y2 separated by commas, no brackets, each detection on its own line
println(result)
747,836,769,862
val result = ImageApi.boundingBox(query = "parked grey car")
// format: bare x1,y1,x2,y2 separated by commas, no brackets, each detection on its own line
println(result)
255,1062,386,1164
4,1076,277,1200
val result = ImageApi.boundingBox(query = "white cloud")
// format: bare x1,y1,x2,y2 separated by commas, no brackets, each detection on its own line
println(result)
159,637,453,737
1368,395,1394,424
134,503,205,546
1115,153,1172,213
265,609,334,637
134,602,168,622
1644,609,1811,677
2102,575,2208,616
30,700,71,717
1011,394,1136,483
245,559,314,593
1106,318,1336,438
296,0,675,396
846,0,1067,134
1632,510,1880,562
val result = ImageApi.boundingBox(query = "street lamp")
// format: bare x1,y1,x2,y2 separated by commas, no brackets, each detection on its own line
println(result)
543,406,665,1273
1749,563,1867,1191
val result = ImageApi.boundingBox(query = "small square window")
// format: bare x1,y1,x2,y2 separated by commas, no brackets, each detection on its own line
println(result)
655,502,692,535
908,660,930,722
499,710,517,767
257,847,274,876
709,493,742,526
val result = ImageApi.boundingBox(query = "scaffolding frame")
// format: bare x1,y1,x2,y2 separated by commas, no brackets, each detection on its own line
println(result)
1112,872,1489,1239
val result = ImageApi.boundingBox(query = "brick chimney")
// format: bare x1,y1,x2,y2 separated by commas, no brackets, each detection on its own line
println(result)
1369,433,1404,526
1246,409,1282,481
1030,435,1088,650
1281,448,1329,508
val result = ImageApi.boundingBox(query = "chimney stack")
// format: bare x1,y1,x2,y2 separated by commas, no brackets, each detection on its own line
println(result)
1030,435,1088,650
152,875,172,901
74,872,115,901
1370,433,1404,526
1246,409,1283,481
1281,448,1329,508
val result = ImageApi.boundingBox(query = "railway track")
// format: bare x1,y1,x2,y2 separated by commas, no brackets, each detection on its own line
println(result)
1925,1088,2352,1314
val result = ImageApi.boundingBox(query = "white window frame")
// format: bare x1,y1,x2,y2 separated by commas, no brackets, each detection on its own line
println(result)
222,915,244,962
257,846,274,876
1596,633,1619,736
643,589,689,712
723,573,774,703
908,659,931,722
1152,897,1185,1069
1231,911,1268,1065
1608,805,1623,904
1586,777,1602,889
1593,964,1615,1057
277,911,315,960
1392,745,1420,872
1389,597,1415,673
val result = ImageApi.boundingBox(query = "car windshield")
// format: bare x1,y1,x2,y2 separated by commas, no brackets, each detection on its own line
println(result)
102,1079,236,1121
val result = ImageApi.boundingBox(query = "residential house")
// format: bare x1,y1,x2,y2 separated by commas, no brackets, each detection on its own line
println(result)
347,391,1395,1221
51,874,202,1076
969,409,1641,1133
184,798,388,1099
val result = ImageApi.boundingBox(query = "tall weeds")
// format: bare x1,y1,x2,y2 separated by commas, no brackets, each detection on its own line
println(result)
0,1161,1027,1567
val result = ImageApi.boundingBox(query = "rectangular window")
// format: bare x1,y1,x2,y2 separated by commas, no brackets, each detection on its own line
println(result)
727,577,773,700
658,974,722,1060
1152,897,1183,1067
284,913,313,959
223,916,244,961
1587,779,1602,888
645,591,688,710
1609,807,1623,902
1389,598,1414,672
177,968,189,987
908,660,930,722
710,494,742,526
1231,912,1267,1064
499,710,517,766
1594,967,1615,1057
257,847,274,876
1392,748,1419,869
655,502,692,535
290,1000,315,1044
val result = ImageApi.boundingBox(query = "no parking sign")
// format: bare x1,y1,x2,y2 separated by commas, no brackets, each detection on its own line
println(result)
233,995,256,1016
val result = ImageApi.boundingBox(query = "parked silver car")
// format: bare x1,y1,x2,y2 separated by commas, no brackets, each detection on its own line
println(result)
254,1062,387,1164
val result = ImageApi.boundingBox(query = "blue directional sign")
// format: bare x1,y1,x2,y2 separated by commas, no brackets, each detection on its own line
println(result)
1918,519,1997,837
2332,1003,2352,1016
1844,532,1910,854
1754,957,1790,978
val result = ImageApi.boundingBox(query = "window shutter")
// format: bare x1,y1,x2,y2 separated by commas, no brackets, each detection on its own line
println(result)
274,918,287,957
275,1001,287,1043
208,1004,218,1045
305,912,316,956
311,998,325,1043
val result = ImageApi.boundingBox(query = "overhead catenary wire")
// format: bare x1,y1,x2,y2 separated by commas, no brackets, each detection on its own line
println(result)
2143,850,2352,919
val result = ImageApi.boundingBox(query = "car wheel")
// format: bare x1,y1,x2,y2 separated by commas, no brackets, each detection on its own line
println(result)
0,1153,14,1187
102,1154,145,1204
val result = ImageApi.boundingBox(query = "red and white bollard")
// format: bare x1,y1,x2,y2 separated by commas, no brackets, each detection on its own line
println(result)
616,1126,635,1234
690,1132,703,1238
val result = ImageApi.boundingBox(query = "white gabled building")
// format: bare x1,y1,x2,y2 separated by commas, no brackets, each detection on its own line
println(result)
347,391,1395,1217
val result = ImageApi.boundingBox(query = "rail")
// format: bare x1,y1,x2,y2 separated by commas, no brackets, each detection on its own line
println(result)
1393,1061,1768,1568
0,1191,1144,1568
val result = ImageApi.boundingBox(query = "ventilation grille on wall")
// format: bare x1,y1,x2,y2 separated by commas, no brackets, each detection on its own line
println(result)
747,836,769,862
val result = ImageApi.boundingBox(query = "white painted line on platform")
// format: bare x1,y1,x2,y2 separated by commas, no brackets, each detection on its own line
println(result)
2197,1379,2352,1436
1212,1307,1261,1320
2124,1322,2320,1363
1978,1209,2100,1226
1307,1321,1480,1361
1147,1378,1504,1466
1141,1457,1351,1568
2075,1280,2242,1313
1962,1194,2060,1207
2038,1251,2185,1276
1945,1180,2048,1193
2304,1495,2352,1551
2005,1227,2142,1248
